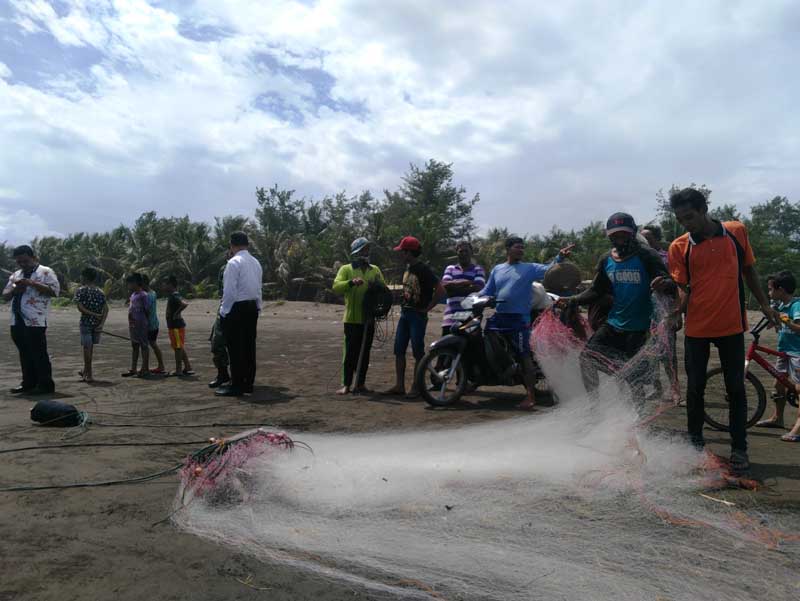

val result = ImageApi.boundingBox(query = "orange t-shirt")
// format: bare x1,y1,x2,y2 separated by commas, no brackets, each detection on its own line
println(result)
668,221,755,338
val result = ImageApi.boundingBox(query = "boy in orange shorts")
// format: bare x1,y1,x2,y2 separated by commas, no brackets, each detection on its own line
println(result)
164,275,194,376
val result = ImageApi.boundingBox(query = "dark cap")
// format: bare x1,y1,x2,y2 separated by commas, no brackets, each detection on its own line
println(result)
605,213,637,235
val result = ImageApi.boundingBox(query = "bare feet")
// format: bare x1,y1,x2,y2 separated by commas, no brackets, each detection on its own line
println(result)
336,386,350,395
382,386,406,396
404,388,420,399
516,400,536,411
351,386,372,395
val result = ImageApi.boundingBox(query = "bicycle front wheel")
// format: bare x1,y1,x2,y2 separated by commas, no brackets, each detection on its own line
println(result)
703,367,766,431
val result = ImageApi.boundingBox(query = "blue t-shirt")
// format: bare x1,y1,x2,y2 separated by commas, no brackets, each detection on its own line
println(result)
479,258,560,324
605,254,653,332
777,299,800,356
146,290,159,331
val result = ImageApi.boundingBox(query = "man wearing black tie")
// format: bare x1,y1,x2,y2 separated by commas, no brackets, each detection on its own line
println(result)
216,232,263,397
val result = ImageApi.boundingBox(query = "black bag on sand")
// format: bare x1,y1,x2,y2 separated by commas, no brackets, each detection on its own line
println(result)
30,400,82,427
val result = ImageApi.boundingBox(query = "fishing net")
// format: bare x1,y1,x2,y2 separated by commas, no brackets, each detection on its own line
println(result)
173,298,800,600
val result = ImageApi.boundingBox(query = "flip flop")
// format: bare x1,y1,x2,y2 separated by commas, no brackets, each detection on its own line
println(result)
781,434,800,442
121,371,137,377
182,370,196,376
755,420,786,429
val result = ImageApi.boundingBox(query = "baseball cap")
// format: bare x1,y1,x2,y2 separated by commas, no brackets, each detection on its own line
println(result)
605,213,637,235
350,237,370,256
393,236,421,252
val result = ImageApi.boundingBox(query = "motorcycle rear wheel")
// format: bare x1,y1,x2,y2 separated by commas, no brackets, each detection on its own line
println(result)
417,347,467,407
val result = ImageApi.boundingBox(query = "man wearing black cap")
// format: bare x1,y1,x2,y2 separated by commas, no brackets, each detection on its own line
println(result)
216,232,263,397
567,213,675,396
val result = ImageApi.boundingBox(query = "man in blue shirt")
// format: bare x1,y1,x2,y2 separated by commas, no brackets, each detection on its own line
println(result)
568,213,674,397
479,236,574,409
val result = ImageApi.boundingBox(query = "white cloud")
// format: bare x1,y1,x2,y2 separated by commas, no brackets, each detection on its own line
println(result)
0,208,63,244
0,0,799,240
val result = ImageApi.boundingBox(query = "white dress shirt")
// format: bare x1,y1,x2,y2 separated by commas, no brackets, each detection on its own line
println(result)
220,250,263,317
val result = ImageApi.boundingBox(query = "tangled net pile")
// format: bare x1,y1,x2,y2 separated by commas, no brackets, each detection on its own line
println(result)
173,301,799,600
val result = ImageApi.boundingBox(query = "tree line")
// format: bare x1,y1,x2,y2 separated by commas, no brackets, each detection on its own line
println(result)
1,160,798,304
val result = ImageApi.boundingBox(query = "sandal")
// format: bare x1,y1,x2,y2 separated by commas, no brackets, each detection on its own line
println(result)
755,419,785,429
781,433,800,442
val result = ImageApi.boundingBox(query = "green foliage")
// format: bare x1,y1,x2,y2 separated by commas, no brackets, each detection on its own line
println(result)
746,196,800,282
50,296,74,308
652,183,712,243
9,165,799,302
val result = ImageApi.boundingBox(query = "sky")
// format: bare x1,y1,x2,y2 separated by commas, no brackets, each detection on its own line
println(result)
1,0,799,245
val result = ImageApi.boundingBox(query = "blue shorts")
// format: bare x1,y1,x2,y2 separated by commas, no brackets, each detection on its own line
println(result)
80,324,102,348
486,313,531,357
394,308,429,360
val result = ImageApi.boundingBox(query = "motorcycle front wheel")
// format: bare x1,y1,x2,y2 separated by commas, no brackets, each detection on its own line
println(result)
417,347,467,407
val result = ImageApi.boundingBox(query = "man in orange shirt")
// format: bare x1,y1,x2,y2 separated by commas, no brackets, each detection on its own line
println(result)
667,188,779,473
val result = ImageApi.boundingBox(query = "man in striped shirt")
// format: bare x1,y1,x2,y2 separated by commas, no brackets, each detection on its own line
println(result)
440,241,486,335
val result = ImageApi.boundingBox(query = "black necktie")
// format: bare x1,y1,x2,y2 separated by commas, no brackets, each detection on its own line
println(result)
12,267,35,325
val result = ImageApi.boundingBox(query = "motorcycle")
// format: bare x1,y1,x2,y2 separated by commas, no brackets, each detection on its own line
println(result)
415,293,551,407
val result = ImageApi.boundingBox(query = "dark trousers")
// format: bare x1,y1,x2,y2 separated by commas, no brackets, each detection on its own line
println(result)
580,323,647,394
210,315,229,375
685,333,747,452
222,301,258,391
342,322,375,387
10,324,54,392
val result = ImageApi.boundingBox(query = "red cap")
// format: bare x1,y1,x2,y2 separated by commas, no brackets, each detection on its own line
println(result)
393,236,421,252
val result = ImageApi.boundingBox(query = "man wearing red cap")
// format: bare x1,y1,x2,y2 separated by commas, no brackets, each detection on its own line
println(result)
384,236,445,397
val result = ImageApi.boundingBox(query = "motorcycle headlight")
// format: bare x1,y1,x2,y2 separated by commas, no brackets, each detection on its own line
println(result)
450,311,473,321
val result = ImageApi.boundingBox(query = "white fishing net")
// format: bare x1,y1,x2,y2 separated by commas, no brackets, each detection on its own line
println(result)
172,304,800,600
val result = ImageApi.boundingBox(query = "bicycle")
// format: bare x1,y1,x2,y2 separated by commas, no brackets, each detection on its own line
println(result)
703,316,799,431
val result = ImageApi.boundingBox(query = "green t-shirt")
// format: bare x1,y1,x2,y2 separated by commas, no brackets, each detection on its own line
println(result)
332,263,385,324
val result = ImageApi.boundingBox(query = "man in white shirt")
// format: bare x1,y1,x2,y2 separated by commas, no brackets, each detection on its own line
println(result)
2,245,60,394
216,232,263,397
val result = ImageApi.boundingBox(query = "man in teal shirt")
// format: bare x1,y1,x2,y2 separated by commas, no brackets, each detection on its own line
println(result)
332,238,385,395
568,213,673,397
759,271,800,434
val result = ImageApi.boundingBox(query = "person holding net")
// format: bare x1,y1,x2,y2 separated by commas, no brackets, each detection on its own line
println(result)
479,236,574,410
566,213,675,400
332,237,385,395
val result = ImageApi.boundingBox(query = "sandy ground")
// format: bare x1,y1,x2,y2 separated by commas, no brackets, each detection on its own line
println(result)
1,300,799,601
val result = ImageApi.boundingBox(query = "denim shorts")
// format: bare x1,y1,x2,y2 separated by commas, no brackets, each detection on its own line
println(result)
486,313,532,357
80,324,101,348
394,308,429,360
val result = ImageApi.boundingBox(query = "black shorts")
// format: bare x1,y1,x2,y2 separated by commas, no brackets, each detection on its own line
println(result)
586,323,647,362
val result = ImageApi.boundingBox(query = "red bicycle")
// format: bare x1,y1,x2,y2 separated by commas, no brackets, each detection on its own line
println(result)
704,316,799,431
